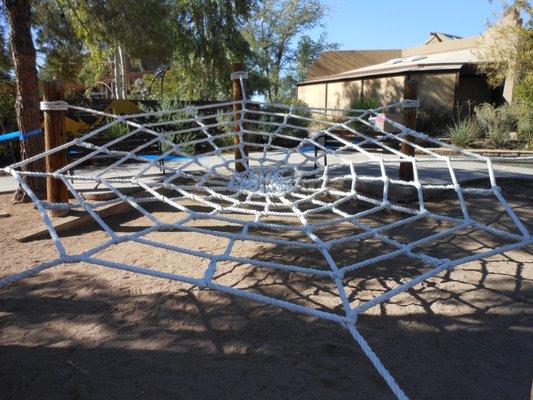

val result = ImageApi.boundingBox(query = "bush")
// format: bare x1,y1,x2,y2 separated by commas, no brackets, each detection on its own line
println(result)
106,121,130,138
350,97,380,110
417,108,453,137
474,103,520,148
475,103,518,132
475,103,496,132
138,98,198,155
447,118,480,148
215,109,235,148
514,73,533,108
487,128,511,148
0,79,16,133
517,107,533,149
254,99,311,148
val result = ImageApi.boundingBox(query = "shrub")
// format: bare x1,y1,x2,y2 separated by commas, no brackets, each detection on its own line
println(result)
215,109,235,148
417,108,453,137
474,103,520,148
350,97,380,110
447,118,480,148
0,79,16,133
255,99,311,148
475,103,518,133
497,103,520,131
474,103,497,132
514,73,533,108
138,98,198,155
517,108,533,149
487,128,511,148
106,121,130,138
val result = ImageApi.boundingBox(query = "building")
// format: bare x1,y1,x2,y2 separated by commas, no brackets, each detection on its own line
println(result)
296,12,520,114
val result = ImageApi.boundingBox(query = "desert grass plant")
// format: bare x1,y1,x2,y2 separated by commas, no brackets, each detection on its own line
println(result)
475,103,519,148
447,118,480,148
487,128,511,148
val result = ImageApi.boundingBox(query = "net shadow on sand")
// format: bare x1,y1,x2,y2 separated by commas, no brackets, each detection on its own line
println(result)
1,85,532,399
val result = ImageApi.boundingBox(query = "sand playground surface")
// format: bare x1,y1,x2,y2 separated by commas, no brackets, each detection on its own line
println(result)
0,181,532,400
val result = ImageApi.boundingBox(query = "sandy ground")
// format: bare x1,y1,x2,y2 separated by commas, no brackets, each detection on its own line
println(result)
0,182,532,400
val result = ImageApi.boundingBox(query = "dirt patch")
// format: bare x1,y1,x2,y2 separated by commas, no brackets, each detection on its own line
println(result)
0,183,532,400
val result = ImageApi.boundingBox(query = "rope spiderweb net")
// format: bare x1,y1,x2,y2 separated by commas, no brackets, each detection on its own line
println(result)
2,74,532,400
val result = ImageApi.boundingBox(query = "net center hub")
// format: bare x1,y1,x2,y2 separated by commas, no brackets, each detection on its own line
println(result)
228,168,296,195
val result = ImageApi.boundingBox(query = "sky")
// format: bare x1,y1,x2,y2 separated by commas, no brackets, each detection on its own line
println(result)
314,0,506,50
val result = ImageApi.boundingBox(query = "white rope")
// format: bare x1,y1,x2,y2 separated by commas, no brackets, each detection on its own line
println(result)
230,71,248,80
401,99,420,109
40,100,69,111
2,90,531,400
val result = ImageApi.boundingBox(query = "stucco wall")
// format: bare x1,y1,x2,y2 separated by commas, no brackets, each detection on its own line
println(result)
297,83,327,108
362,76,405,106
297,72,458,113
412,72,456,112
326,81,362,109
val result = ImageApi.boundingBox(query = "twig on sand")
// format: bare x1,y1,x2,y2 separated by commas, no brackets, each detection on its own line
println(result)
66,360,90,374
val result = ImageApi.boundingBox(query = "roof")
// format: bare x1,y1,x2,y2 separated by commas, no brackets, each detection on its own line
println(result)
306,49,401,80
299,49,479,85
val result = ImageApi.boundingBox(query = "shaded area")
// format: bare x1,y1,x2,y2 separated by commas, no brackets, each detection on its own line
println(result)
0,261,532,400
0,183,532,400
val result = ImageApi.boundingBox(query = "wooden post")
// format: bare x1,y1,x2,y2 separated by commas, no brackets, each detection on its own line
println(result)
231,63,248,173
399,79,418,181
43,80,69,217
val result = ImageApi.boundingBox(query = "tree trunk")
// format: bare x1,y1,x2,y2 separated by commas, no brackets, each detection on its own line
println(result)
113,50,120,99
113,45,127,100
118,45,127,99
4,0,46,203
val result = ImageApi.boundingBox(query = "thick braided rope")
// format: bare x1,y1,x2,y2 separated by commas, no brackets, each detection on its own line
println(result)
2,80,532,400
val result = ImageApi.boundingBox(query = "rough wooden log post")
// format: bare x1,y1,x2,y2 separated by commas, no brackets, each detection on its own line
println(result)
399,79,418,181
43,80,69,217
231,63,248,173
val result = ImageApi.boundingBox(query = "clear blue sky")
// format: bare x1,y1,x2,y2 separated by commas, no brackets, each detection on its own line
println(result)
315,0,505,50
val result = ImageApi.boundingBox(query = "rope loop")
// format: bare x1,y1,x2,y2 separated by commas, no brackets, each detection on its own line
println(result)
230,71,248,80
40,100,69,111
401,99,419,109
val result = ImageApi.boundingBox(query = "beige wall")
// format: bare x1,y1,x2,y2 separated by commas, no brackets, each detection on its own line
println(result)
412,72,456,112
298,76,405,109
326,80,362,109
297,72,457,112
297,83,326,108
362,76,404,105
